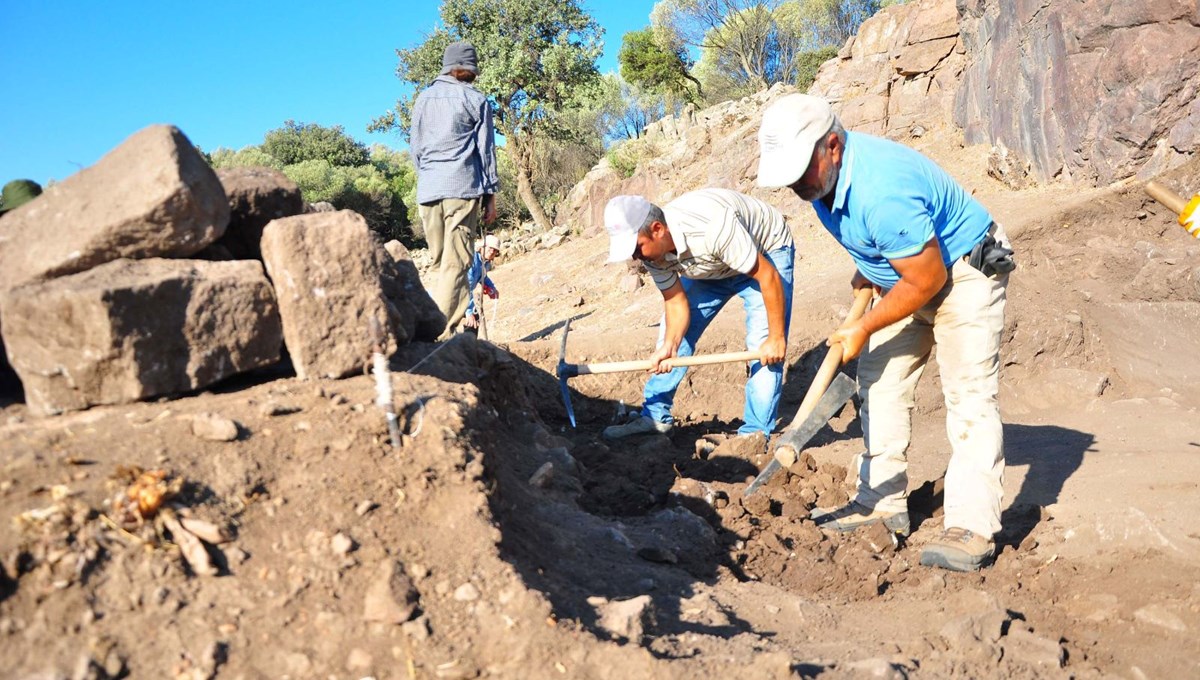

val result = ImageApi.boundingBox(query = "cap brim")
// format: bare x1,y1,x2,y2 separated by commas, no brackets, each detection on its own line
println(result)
607,230,638,263
756,149,809,189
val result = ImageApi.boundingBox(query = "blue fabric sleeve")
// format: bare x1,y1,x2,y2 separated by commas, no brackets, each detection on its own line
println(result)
478,100,500,195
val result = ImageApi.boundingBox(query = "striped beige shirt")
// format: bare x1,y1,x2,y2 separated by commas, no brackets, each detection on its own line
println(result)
646,189,793,291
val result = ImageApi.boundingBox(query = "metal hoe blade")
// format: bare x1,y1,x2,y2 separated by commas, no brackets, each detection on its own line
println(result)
744,372,858,497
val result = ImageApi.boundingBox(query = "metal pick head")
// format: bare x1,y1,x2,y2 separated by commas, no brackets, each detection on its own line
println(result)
560,378,576,428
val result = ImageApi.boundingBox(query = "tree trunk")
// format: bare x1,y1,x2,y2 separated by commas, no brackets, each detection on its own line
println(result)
511,140,554,232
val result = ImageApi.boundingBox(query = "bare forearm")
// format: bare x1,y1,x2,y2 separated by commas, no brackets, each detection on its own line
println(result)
860,278,938,334
760,269,786,340
662,294,690,353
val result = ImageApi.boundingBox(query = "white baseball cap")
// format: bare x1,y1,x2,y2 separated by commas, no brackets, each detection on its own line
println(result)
604,195,654,263
484,234,501,250
756,94,836,188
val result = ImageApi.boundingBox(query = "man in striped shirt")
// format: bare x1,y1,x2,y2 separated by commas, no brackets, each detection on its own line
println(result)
602,189,796,441
411,41,500,339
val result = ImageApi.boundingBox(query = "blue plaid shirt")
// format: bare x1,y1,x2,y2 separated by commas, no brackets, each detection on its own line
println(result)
411,76,500,205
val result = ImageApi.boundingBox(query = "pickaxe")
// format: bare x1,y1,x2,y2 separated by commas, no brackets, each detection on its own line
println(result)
744,287,873,496
555,319,764,428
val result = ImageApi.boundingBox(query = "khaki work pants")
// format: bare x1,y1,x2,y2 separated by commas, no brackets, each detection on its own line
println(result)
420,197,481,339
855,228,1011,538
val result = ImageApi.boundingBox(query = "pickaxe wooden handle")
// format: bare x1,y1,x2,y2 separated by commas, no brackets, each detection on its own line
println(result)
561,350,763,377
774,286,874,464
556,317,770,427
1145,180,1200,238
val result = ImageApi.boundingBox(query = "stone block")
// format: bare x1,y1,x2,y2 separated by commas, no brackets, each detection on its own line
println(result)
0,125,228,291
213,166,303,260
382,239,445,342
0,258,281,415
261,210,394,379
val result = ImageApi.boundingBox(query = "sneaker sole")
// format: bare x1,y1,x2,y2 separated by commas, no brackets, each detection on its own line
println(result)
919,549,991,572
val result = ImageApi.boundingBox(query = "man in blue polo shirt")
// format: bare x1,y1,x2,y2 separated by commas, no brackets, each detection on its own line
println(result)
756,94,1015,572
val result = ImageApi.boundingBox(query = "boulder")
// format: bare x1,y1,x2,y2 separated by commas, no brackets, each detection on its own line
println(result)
382,239,446,342
0,125,229,292
212,167,304,260
0,258,281,416
260,210,395,379
811,0,964,138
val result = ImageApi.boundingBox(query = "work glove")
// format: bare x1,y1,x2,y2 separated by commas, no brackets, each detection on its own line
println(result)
1182,194,1200,238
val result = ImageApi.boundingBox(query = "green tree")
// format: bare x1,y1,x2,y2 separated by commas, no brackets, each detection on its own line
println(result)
618,28,703,102
209,146,284,170
263,121,370,167
592,73,673,142
652,0,882,101
370,0,604,233
209,127,421,247
370,145,420,238
795,45,838,91
789,0,882,50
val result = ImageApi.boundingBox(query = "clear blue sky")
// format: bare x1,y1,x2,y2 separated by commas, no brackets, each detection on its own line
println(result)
0,1,656,186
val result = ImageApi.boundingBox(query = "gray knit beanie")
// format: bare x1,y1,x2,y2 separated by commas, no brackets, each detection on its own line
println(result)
441,41,479,75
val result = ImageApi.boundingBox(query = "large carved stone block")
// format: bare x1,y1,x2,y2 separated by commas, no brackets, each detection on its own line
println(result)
261,210,395,379
0,125,229,291
0,259,282,416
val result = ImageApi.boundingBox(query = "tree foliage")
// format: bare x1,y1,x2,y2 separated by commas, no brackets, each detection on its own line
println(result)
371,0,604,232
650,0,882,102
618,28,702,103
208,146,283,171
592,73,676,142
209,123,420,246
795,45,839,91
262,121,370,167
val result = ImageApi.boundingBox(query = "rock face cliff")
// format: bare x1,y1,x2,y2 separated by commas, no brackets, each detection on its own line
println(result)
953,0,1200,184
556,0,1199,232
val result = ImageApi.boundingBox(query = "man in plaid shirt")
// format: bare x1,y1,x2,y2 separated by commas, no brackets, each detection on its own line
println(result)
411,40,500,339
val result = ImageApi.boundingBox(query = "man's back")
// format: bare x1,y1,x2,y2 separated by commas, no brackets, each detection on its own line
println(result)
645,188,793,290
411,76,496,205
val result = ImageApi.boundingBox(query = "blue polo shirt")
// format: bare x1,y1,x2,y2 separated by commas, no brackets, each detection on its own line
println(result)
811,131,992,288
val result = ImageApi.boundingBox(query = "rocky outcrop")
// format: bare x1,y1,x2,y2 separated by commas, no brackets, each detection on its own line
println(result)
810,0,1200,184
555,0,1198,233
809,0,964,137
0,259,281,416
261,211,396,380
212,167,304,260
0,125,228,291
954,0,1200,184
556,86,809,235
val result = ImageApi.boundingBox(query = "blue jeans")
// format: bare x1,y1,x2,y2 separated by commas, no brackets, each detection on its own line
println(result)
641,245,795,435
